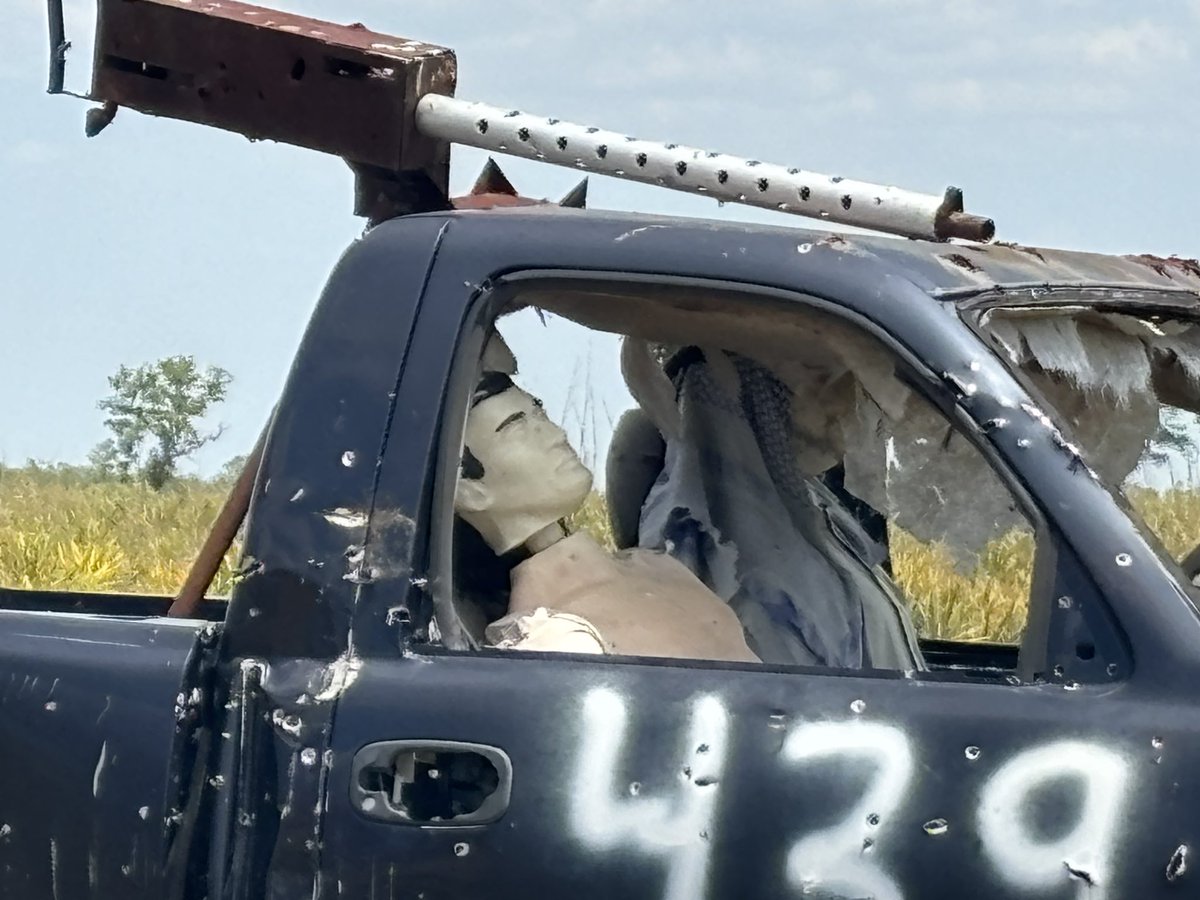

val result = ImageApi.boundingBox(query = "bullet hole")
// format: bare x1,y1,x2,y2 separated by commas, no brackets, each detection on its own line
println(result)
1152,736,1165,750
547,117,559,125
841,194,853,210
717,170,729,184
850,698,866,714
1075,642,1095,661
1115,552,1133,567
453,842,470,857
475,119,488,134
866,813,880,826
757,178,770,192
1053,664,1064,678
586,126,599,133
517,127,530,141
1167,844,1189,883
746,159,761,167
675,161,688,175
556,136,568,150
635,153,648,167
290,58,306,80
799,186,811,201
965,746,982,761
1106,663,1119,676
1064,863,1096,886
665,143,678,149
830,175,844,183
504,109,520,117
787,167,800,174
596,144,608,158
923,818,949,836
1057,595,1073,609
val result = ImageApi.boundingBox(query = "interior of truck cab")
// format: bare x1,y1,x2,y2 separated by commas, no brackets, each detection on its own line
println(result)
433,278,1051,681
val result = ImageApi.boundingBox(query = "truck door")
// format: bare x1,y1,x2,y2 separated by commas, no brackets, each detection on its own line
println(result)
0,600,217,897
308,217,1200,899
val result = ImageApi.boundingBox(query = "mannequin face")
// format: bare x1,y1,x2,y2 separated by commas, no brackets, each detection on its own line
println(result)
456,385,593,552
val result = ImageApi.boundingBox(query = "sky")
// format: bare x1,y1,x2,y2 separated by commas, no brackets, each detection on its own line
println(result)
2,0,1199,477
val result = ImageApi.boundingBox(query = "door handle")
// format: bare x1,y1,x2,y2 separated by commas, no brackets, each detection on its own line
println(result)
350,740,512,826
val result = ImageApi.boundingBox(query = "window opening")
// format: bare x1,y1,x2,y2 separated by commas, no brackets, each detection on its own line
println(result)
442,282,1042,677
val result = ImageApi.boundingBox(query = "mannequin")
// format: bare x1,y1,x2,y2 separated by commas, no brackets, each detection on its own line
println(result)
455,364,758,664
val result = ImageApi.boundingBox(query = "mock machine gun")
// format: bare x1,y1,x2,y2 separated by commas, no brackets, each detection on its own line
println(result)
45,0,993,241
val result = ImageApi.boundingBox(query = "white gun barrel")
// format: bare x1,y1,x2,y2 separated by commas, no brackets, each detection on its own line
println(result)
416,95,993,242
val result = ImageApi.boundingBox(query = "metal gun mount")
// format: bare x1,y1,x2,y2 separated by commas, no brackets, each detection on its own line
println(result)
47,0,994,242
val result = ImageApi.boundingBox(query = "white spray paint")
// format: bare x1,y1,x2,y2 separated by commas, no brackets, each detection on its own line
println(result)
564,695,1139,899
92,740,108,798
976,741,1130,900
571,688,728,900
783,721,913,900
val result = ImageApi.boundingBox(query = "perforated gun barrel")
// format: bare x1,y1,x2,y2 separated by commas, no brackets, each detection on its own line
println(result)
416,96,994,242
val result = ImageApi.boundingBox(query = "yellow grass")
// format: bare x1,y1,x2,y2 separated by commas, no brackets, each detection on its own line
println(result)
2,466,1195,644
0,466,242,596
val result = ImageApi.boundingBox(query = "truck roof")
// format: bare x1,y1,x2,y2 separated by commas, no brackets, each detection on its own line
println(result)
434,206,1200,304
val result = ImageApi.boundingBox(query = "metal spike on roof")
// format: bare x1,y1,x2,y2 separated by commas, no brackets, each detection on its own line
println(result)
470,157,518,196
417,96,994,242
559,178,589,209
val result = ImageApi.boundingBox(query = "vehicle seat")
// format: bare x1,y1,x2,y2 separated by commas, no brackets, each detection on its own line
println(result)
605,408,666,549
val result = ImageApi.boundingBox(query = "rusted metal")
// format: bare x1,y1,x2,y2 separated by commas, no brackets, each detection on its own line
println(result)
447,159,590,211
168,425,267,618
84,100,119,137
1128,254,1200,280
89,0,456,194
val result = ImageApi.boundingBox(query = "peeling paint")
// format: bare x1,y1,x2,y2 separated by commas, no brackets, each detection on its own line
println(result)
314,651,363,702
324,508,368,528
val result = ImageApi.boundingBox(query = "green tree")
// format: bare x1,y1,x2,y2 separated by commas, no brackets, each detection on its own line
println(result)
213,453,250,487
91,356,232,489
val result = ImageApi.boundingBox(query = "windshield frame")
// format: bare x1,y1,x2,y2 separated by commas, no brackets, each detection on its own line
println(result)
956,286,1200,597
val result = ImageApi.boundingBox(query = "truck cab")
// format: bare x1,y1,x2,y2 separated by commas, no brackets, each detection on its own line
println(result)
3,203,1200,898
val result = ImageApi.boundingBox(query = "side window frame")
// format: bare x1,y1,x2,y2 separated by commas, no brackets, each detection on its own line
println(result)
420,270,1129,686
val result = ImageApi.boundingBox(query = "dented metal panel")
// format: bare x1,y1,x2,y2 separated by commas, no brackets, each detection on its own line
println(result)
90,0,456,183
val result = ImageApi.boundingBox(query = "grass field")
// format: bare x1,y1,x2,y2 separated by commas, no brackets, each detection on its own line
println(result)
2,465,1196,644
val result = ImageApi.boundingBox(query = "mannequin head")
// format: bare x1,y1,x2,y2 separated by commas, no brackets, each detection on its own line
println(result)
455,372,594,554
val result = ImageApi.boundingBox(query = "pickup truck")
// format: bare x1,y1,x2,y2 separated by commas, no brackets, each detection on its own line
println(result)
9,1,1200,898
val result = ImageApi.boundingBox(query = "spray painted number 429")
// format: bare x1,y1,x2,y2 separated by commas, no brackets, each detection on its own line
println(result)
571,689,1131,900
